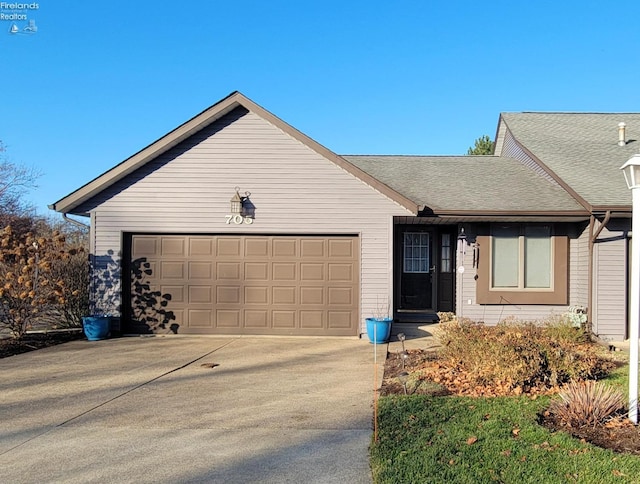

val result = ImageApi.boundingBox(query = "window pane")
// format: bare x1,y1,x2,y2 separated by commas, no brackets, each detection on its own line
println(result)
441,234,451,273
403,232,430,273
492,226,518,287
525,226,551,288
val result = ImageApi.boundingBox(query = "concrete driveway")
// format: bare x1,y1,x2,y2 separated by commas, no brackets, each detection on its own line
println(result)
0,335,385,483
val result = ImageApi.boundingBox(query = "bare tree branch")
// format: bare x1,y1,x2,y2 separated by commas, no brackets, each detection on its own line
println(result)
0,142,41,216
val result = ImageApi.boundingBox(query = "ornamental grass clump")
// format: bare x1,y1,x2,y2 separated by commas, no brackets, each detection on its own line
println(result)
548,380,626,427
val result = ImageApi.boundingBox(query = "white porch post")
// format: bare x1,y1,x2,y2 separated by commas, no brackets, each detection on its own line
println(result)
621,155,640,424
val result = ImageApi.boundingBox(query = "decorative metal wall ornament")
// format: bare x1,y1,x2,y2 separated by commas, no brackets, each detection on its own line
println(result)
457,227,467,259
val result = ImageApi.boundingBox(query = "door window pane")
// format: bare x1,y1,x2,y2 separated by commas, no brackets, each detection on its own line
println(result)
404,233,430,273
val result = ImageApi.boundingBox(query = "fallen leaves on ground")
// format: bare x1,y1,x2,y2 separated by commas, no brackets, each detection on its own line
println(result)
381,347,640,456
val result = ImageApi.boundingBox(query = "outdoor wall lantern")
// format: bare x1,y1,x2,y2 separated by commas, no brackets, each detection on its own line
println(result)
230,187,244,215
226,187,255,225
621,154,640,424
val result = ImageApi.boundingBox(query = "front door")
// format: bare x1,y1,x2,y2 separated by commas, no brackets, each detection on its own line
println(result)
396,225,457,313
400,231,434,310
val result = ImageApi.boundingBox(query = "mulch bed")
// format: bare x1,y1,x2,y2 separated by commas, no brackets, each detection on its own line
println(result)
0,331,85,359
381,348,640,456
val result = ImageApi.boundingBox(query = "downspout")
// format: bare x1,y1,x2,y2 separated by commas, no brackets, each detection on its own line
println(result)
588,210,612,335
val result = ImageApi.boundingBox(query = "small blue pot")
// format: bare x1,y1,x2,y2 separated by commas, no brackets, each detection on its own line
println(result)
366,317,392,344
82,316,111,341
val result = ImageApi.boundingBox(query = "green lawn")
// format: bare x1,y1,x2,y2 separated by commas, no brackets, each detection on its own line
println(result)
370,363,640,484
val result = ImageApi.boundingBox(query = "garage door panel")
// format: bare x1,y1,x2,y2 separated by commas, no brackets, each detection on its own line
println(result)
273,239,297,257
300,311,324,328
132,237,158,257
300,287,324,305
217,286,240,304
160,261,184,279
273,263,296,280
245,238,269,257
329,239,355,258
189,238,213,256
245,310,268,328
161,238,185,256
217,238,241,256
161,285,184,303
217,262,240,280
189,286,212,303
188,261,212,279
245,286,268,304
301,263,324,281
328,311,353,329
188,309,213,327
216,310,241,328
328,287,353,305
139,260,158,279
172,309,185,326
328,263,354,282
301,239,325,257
273,311,296,328
129,234,358,336
245,262,268,280
273,286,296,304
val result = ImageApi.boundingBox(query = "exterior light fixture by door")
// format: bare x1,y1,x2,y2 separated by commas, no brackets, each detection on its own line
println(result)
230,187,243,215
621,154,640,424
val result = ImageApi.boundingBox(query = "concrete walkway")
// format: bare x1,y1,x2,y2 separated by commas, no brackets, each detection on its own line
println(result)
388,322,443,353
0,336,385,483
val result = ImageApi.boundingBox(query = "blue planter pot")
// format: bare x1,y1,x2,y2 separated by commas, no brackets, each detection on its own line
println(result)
82,316,111,341
366,317,392,344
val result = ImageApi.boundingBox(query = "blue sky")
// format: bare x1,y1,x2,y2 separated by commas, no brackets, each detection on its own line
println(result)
3,0,640,215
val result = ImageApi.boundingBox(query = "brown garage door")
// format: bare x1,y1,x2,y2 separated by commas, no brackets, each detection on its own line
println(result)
126,234,359,336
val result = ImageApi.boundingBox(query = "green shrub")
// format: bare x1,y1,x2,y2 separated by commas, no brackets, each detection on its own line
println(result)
548,380,625,427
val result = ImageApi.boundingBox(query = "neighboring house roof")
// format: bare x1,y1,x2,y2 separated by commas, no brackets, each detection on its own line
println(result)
344,155,587,215
51,91,418,215
497,112,640,210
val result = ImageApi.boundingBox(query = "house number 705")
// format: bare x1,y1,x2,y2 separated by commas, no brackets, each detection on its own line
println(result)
225,215,254,225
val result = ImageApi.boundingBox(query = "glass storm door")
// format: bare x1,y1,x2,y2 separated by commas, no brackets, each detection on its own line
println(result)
400,231,433,310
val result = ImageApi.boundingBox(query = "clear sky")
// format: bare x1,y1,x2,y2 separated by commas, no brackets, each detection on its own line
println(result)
3,0,640,215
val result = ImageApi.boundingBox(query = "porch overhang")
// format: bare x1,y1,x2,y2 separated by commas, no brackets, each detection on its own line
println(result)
399,209,592,225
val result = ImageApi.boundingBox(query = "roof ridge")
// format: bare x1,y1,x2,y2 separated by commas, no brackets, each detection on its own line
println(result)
503,111,640,115
342,154,500,158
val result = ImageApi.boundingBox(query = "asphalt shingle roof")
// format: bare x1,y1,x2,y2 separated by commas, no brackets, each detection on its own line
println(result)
501,112,640,207
343,155,585,213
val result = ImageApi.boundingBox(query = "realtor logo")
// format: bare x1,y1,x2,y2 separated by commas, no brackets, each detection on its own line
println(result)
8,18,35,33
2,2,39,35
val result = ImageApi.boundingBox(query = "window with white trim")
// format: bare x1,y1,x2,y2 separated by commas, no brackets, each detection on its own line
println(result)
491,225,552,290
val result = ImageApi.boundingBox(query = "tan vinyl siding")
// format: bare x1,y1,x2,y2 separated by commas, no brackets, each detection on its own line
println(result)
593,223,628,341
569,222,590,308
83,108,411,331
455,244,476,319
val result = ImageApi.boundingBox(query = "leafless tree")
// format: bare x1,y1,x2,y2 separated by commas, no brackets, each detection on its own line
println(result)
0,142,41,233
